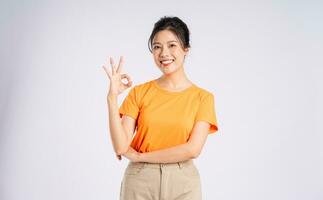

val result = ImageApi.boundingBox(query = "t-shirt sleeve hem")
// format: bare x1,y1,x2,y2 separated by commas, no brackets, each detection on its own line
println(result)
195,118,218,134
119,109,138,121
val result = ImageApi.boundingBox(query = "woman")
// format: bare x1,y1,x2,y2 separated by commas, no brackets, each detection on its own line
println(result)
103,16,218,200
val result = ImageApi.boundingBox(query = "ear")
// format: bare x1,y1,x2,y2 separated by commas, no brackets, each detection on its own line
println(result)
184,47,190,56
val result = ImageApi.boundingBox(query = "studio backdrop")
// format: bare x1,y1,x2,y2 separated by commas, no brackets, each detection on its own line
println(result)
1,0,322,200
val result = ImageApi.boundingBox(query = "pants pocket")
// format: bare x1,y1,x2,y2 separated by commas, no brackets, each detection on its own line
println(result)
124,165,145,176
181,164,200,178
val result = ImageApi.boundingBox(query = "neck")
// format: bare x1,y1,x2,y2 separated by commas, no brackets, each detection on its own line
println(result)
158,66,191,88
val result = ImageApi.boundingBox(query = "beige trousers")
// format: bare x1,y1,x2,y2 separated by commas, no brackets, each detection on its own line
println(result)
119,159,202,200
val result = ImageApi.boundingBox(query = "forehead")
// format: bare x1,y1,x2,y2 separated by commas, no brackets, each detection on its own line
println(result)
152,30,179,44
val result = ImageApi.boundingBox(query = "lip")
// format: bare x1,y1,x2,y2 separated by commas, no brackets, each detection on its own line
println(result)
162,62,172,67
161,61,173,67
160,59,174,67
160,59,174,61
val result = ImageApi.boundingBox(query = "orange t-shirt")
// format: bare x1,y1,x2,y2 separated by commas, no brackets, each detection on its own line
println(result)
119,79,218,153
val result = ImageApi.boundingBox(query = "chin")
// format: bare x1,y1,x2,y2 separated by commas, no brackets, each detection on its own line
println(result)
163,67,180,75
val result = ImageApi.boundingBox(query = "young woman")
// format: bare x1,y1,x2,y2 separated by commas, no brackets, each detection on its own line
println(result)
103,16,218,200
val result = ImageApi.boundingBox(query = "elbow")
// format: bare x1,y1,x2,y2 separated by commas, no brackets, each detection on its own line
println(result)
191,150,201,159
116,149,126,156
189,145,201,159
115,137,131,155
115,145,129,155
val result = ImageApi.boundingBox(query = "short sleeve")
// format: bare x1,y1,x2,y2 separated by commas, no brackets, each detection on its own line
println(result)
194,93,218,134
119,87,140,120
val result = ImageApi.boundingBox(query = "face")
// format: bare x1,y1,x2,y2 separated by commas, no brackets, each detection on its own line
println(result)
151,30,189,75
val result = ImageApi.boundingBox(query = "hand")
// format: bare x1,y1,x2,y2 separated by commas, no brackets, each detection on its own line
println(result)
102,56,133,96
116,153,122,161
123,147,141,162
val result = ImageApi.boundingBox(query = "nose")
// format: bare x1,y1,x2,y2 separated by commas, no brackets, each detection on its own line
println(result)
160,46,170,58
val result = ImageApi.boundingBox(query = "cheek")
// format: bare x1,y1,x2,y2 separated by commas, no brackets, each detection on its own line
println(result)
173,50,185,59
153,55,159,62
174,54,184,62
154,57,161,67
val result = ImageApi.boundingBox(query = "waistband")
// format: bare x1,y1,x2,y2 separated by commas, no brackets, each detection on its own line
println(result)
128,159,194,169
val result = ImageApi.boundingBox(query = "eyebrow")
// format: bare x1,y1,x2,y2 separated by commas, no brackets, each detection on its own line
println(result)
152,40,179,45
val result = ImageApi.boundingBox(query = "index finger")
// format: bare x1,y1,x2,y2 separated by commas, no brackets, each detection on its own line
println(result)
116,56,124,73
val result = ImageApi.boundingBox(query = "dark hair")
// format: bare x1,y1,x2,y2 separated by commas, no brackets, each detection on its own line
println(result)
148,16,191,53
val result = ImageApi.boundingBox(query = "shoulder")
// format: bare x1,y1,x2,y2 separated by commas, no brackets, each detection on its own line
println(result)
192,84,215,101
130,79,153,92
126,79,155,98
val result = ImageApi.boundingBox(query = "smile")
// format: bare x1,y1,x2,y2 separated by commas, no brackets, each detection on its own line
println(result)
160,59,174,66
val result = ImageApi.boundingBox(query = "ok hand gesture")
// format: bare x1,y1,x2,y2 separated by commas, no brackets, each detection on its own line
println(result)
102,56,132,96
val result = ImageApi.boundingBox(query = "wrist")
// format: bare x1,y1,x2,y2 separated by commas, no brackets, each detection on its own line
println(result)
107,94,117,102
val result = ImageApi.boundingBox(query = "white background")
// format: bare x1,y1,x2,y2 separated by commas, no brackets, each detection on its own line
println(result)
1,0,322,199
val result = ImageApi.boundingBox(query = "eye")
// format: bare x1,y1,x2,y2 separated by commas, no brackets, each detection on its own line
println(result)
153,46,160,49
170,44,176,48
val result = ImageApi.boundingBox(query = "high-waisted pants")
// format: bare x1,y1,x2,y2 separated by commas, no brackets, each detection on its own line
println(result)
119,159,202,200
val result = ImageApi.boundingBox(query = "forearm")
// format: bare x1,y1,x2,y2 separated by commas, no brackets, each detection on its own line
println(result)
138,143,195,164
107,94,129,155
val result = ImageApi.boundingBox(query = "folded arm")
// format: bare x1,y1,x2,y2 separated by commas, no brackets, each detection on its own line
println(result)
122,121,211,163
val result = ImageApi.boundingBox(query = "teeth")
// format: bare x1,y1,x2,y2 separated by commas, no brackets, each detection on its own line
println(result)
161,60,174,64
